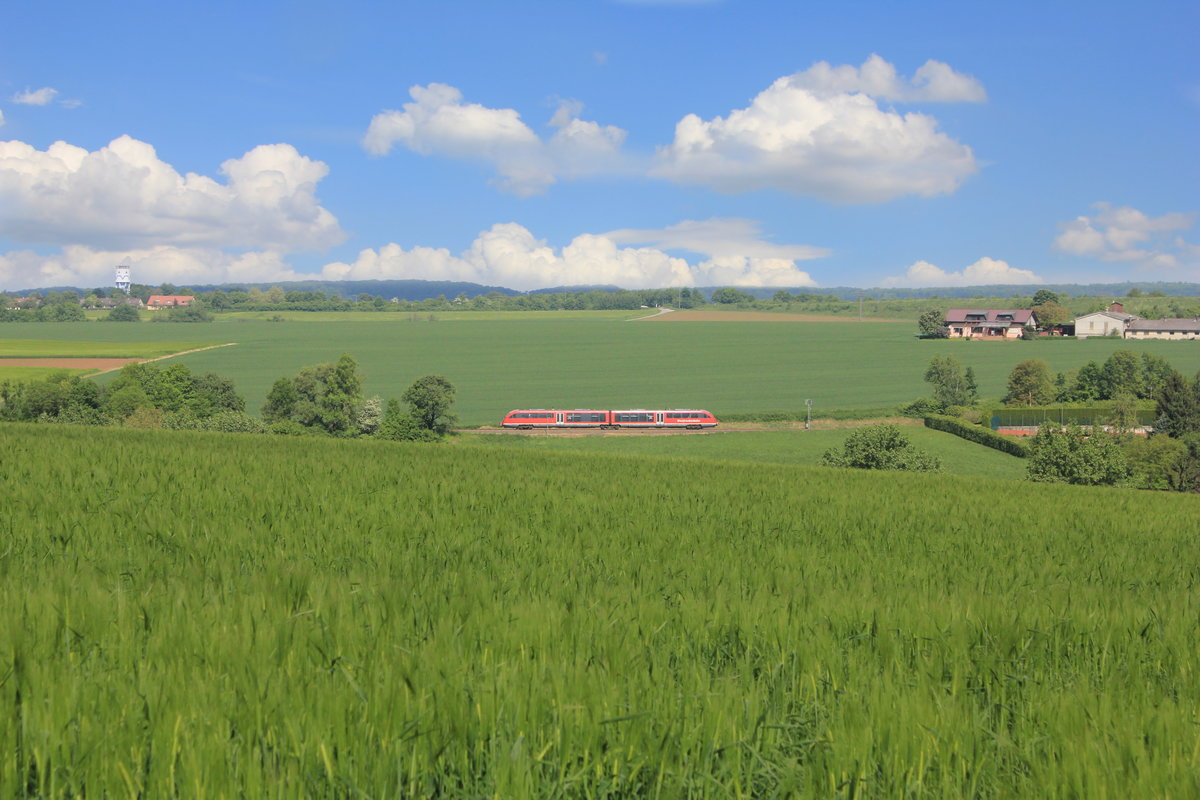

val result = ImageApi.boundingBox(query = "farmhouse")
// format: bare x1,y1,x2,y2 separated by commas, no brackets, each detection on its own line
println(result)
147,295,195,309
1074,302,1139,338
944,309,1037,339
1124,318,1200,340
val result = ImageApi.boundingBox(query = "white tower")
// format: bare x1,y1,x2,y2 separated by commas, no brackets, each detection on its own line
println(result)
115,266,131,293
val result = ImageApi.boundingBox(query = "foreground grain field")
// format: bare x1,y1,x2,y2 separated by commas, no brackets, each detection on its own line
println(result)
2,423,1197,797
5,318,1200,425
458,426,1028,480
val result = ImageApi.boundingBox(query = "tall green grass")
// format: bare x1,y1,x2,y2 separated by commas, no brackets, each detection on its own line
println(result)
456,426,1029,480
1,423,1197,796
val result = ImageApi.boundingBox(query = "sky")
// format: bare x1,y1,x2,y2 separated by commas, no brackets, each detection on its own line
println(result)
0,0,1197,292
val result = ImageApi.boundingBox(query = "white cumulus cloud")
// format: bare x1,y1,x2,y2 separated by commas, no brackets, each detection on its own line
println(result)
653,56,981,202
12,87,58,105
1053,202,1196,270
883,257,1043,287
604,218,825,285
320,223,694,290
0,135,345,251
0,245,311,291
363,84,626,195
789,54,986,103
319,219,821,290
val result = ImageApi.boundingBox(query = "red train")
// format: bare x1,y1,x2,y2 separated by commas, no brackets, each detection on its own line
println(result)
502,409,718,430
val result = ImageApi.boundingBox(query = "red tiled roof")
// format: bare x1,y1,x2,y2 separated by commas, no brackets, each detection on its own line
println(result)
146,295,194,306
944,309,1035,325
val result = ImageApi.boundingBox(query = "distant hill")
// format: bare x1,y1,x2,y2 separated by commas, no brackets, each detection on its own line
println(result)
9,279,1200,301
702,282,1200,301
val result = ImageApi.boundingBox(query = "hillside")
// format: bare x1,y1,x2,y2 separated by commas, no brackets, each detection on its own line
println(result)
2,423,1197,796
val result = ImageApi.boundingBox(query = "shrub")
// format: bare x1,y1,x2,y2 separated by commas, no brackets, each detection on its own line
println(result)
1026,423,1131,486
900,397,944,417
820,424,942,472
924,414,1029,457
103,304,141,322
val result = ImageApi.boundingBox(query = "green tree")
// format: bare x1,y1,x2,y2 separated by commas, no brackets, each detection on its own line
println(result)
318,354,364,436
1153,371,1200,438
1100,350,1142,399
376,398,434,441
710,287,755,305
916,309,945,338
1140,353,1174,400
261,377,299,423
1026,423,1131,486
923,355,972,408
1004,359,1055,406
1031,289,1063,306
1167,433,1200,492
820,424,942,472
1031,301,1070,328
1064,361,1104,401
964,367,979,404
1123,435,1187,490
103,304,141,322
402,375,457,436
1105,391,1140,438
917,309,946,337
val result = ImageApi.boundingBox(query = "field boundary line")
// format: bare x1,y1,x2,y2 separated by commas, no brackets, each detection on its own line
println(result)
89,342,238,376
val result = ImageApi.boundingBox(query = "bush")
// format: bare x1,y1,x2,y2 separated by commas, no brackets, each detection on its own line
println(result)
200,411,268,434
900,397,944,417
820,424,942,472
1026,423,1131,486
152,306,213,322
924,414,1029,457
102,305,141,322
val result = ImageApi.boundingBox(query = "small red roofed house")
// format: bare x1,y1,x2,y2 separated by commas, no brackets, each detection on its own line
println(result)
146,295,194,309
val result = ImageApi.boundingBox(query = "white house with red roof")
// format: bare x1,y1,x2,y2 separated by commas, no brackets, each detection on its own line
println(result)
146,295,194,309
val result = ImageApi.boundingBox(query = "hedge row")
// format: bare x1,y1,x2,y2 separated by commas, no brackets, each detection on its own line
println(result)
924,414,1030,458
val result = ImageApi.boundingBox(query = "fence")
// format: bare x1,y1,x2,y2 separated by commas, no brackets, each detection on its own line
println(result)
989,406,1157,430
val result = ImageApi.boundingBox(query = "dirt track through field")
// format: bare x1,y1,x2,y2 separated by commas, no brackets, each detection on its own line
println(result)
0,343,237,374
0,357,142,371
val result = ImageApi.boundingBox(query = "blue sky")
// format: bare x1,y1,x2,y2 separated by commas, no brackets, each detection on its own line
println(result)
1,0,1196,291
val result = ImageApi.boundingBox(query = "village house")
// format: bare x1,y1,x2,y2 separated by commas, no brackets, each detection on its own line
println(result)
1073,301,1200,340
1074,301,1139,338
1124,318,1200,340
943,309,1037,339
146,295,195,309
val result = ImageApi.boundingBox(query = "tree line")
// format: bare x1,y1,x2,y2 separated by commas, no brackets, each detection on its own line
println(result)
0,355,456,442
909,351,1200,490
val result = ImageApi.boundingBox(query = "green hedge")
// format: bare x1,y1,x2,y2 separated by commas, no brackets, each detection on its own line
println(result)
925,414,1030,458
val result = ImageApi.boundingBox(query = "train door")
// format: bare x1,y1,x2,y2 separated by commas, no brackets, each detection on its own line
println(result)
555,412,564,426
655,412,664,427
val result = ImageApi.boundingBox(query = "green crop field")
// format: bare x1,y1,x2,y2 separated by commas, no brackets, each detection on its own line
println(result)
219,309,645,322
0,338,217,358
1,423,1197,797
4,317,1200,425
457,425,1028,480
0,366,88,382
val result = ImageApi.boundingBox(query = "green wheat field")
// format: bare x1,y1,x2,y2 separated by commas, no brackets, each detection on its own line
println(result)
2,423,1198,797
5,316,1200,425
